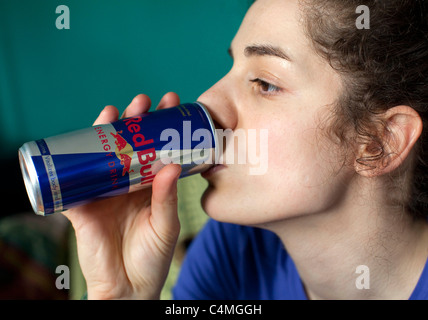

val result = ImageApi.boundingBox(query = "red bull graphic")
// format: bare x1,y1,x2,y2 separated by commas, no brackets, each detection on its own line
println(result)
110,131,135,176
19,103,217,216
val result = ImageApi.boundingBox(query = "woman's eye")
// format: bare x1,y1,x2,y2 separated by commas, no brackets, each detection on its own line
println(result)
250,78,282,95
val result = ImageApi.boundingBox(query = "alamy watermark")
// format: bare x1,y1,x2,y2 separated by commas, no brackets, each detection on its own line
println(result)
158,122,269,176
56,5,70,30
55,265,70,290
355,265,370,290
356,5,370,29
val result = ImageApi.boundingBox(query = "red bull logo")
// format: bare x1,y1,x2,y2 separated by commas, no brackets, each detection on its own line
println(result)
110,131,135,176
109,116,158,185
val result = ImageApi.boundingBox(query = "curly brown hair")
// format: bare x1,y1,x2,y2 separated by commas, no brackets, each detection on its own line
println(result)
301,0,428,218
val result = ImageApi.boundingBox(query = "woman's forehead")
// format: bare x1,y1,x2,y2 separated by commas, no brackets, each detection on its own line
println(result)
231,0,331,76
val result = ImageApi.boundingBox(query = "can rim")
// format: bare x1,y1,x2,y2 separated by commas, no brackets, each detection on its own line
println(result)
19,144,45,216
195,101,219,165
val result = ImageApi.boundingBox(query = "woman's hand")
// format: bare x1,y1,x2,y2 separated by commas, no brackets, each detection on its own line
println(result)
63,92,182,299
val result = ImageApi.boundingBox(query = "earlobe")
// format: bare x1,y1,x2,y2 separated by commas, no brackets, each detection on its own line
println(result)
355,105,423,177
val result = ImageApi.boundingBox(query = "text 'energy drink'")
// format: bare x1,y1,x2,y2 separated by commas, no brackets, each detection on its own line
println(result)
19,102,218,216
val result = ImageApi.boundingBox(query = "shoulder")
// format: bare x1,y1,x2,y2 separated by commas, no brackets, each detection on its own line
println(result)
172,219,289,299
410,258,428,300
197,219,281,247
186,219,283,267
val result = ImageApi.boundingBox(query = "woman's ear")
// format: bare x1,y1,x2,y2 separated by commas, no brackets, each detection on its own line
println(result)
355,105,423,177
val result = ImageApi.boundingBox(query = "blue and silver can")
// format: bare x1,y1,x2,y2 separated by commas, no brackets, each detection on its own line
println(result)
19,102,218,216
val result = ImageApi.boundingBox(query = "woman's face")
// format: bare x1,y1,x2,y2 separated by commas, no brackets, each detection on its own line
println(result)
198,0,353,226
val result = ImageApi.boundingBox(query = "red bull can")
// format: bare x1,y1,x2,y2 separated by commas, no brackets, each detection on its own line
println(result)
19,102,218,216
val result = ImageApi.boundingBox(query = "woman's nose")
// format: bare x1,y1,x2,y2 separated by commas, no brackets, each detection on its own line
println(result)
197,74,238,131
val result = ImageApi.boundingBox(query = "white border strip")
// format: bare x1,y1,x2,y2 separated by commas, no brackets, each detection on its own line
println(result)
42,155,63,212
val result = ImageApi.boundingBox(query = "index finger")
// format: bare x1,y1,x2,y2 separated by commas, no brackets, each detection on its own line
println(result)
156,92,180,111
121,94,152,119
93,105,120,126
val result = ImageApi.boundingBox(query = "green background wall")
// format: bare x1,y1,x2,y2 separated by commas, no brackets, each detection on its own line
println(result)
0,2,250,298
0,0,249,158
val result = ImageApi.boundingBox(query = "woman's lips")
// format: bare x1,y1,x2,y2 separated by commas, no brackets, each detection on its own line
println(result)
201,116,227,178
201,164,226,178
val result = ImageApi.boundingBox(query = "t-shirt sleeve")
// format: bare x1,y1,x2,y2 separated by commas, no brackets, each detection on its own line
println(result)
172,219,241,300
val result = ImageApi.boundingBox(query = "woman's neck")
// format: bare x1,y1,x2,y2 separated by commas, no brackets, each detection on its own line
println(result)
263,178,428,300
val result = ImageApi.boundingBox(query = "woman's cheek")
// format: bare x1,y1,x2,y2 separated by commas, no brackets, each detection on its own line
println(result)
264,122,303,174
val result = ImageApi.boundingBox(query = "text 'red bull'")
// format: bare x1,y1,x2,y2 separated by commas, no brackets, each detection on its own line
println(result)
119,116,156,185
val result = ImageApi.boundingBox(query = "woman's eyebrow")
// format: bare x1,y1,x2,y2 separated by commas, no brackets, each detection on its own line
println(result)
244,44,292,61
227,44,293,62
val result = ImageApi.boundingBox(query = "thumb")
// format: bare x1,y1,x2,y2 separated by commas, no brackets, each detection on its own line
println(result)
150,164,182,243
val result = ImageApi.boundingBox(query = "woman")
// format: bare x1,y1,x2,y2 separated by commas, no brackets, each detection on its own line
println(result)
64,0,428,299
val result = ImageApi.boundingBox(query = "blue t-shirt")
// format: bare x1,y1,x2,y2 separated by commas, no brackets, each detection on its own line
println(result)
173,219,428,300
